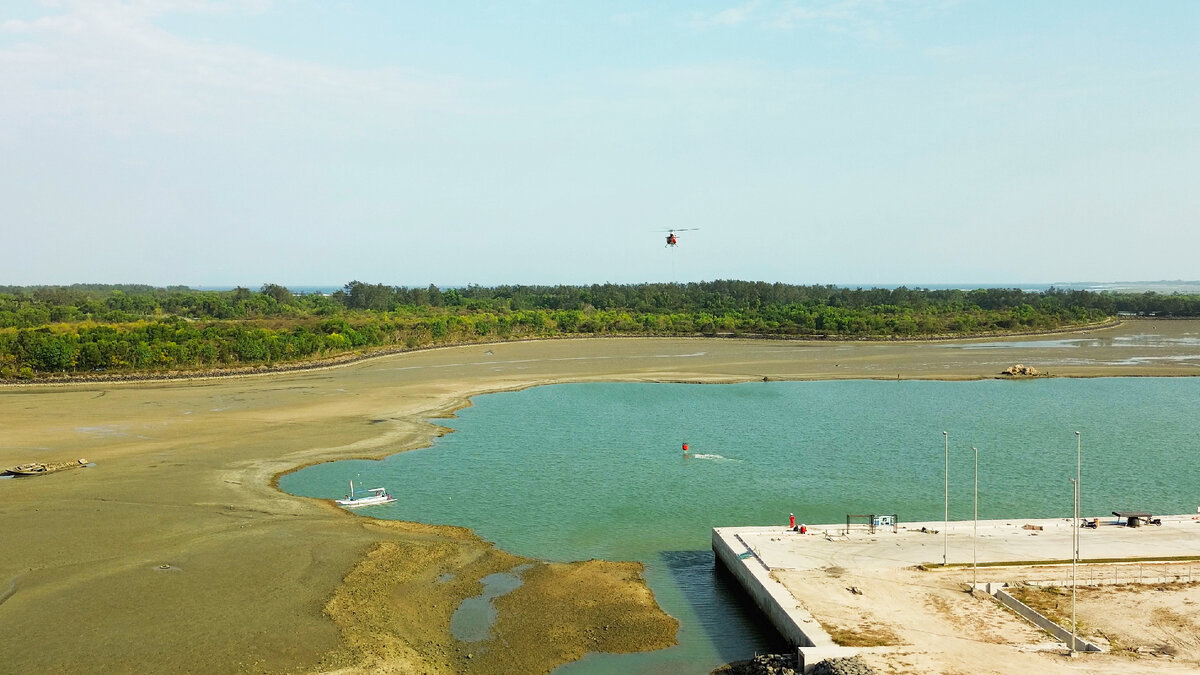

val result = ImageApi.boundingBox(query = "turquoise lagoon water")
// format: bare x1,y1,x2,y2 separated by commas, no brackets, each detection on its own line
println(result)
279,378,1200,673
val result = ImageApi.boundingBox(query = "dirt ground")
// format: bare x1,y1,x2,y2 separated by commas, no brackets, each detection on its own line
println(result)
3,320,1200,674
1076,580,1200,659
778,564,1200,674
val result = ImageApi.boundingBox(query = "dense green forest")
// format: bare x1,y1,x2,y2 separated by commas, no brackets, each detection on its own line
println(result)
1,281,1197,380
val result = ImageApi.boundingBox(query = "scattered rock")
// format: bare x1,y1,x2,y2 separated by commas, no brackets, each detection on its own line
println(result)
719,653,875,675
749,653,798,675
810,655,876,675
1001,364,1042,377
711,653,798,675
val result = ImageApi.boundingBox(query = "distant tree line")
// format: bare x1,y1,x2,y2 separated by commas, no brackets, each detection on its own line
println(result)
1,280,1195,379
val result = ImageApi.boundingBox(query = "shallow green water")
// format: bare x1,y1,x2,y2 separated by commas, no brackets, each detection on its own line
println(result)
280,378,1200,673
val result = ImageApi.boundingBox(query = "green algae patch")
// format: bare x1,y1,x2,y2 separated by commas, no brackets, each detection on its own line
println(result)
314,521,677,675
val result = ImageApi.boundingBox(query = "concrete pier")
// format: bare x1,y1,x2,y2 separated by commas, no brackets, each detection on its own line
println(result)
712,528,859,670
714,513,1200,672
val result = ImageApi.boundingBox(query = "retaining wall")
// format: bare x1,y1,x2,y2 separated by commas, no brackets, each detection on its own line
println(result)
712,528,861,672
992,587,1102,652
713,528,818,648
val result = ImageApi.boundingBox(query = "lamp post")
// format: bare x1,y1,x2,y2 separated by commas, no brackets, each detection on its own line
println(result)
1069,476,1078,655
943,430,949,567
1080,429,1089,557
973,446,978,591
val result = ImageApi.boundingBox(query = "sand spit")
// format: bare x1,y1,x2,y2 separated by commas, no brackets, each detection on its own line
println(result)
3,321,1200,673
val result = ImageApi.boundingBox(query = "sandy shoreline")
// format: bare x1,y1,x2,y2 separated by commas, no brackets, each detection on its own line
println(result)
3,320,1200,673
0,318,1125,389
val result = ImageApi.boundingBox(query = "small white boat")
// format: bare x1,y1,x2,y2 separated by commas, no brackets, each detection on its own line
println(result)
335,480,396,508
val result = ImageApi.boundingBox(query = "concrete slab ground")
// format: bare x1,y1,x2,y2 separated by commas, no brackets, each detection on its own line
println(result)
740,513,1200,571
715,514,1200,674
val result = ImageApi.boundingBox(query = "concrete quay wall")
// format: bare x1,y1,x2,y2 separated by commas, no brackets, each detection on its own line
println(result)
712,528,858,671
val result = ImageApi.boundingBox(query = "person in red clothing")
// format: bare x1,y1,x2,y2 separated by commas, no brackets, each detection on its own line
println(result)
799,523,807,534
789,513,795,529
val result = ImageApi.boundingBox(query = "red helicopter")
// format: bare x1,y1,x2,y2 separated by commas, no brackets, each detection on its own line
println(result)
662,228,699,247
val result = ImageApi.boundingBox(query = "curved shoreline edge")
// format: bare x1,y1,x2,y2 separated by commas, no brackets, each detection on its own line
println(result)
264,318,1199,673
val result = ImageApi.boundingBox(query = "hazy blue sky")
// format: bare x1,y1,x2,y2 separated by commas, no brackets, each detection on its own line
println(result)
3,1,1197,288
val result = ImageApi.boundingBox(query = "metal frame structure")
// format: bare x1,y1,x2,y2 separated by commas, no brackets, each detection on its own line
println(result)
844,513,899,535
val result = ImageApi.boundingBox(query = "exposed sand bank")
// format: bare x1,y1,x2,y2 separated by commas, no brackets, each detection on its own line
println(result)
3,320,1199,673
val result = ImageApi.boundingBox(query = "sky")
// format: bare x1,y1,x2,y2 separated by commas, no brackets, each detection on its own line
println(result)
2,1,1198,288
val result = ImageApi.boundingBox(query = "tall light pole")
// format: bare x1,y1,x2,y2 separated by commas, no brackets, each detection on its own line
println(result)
973,446,979,591
1069,476,1078,656
1080,429,1089,557
943,430,949,567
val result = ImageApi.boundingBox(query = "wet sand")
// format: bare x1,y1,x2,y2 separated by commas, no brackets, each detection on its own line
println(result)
2,320,1199,673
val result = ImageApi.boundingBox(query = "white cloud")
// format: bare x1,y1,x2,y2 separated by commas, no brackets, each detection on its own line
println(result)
768,0,906,44
775,0,876,26
684,0,908,44
610,10,648,26
692,2,760,29
1,13,86,34
0,0,465,140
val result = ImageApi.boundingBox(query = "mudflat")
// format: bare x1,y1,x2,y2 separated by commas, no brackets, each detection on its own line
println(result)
2,320,1198,673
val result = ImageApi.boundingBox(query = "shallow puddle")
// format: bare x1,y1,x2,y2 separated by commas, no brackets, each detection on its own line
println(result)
450,565,529,642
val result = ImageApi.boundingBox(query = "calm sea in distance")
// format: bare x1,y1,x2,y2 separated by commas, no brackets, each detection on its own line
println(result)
279,377,1200,674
